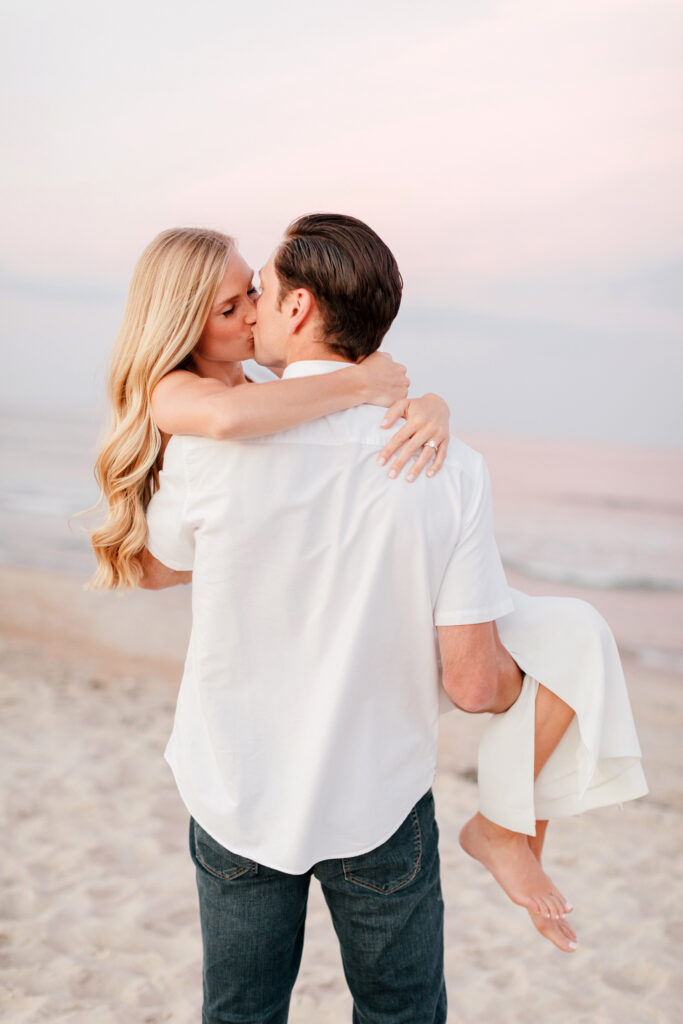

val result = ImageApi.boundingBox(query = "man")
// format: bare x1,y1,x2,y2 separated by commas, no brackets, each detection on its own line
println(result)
144,214,522,1024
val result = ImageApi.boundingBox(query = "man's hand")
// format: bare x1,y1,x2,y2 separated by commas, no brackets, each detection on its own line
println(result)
138,548,192,590
437,620,522,714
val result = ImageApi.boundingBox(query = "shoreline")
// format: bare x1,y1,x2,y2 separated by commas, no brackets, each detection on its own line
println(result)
3,561,681,675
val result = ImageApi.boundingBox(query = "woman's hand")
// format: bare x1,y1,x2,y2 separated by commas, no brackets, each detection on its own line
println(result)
377,393,451,481
357,352,410,407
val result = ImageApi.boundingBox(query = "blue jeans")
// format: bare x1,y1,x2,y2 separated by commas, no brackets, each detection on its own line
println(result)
189,789,447,1024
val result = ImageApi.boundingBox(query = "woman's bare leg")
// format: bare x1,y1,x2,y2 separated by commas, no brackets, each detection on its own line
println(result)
527,819,548,862
460,684,578,950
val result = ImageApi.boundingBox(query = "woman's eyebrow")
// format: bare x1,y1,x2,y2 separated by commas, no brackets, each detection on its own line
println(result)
213,272,255,310
214,293,239,308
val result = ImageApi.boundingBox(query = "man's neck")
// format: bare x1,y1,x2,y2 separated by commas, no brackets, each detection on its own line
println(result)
285,340,354,367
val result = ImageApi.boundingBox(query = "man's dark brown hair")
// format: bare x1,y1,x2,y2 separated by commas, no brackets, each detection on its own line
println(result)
273,213,403,361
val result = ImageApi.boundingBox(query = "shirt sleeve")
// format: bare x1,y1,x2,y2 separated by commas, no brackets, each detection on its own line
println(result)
145,438,195,571
434,456,514,625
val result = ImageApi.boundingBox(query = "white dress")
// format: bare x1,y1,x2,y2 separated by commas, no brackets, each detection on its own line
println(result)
476,589,648,835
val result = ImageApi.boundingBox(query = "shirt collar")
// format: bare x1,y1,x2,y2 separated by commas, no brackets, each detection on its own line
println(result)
282,360,355,379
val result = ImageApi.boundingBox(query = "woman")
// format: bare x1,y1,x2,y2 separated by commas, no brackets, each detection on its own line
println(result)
91,226,647,955
90,227,451,592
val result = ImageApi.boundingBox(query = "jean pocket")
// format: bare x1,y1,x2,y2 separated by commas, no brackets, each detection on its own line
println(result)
342,804,423,895
191,819,259,881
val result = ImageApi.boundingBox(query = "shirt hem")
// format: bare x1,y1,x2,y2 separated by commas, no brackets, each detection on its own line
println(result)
166,750,437,875
434,597,514,626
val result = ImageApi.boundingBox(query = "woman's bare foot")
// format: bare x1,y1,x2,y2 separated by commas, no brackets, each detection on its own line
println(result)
528,908,578,952
459,813,572,920
526,818,578,952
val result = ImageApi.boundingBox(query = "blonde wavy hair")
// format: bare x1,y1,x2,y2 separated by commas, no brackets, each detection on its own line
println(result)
89,227,235,590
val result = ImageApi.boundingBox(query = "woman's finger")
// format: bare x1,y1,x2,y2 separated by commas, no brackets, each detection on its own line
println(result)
405,443,439,482
426,437,449,478
381,399,409,429
386,430,432,478
377,421,414,466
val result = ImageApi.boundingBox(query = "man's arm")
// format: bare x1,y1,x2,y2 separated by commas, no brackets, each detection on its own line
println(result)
437,621,522,714
138,548,192,590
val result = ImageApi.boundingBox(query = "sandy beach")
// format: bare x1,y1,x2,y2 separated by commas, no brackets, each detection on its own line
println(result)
1,563,681,1024
1,421,682,1022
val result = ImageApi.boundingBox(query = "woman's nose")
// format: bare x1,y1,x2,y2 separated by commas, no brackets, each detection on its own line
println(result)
245,299,257,325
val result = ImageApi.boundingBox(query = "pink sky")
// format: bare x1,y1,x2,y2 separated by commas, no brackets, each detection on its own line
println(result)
2,1,680,292
1,0,681,439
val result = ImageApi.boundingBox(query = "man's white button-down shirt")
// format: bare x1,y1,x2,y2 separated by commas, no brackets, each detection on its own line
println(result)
146,359,513,873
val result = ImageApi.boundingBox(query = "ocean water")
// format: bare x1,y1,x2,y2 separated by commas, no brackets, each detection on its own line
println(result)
1,409,682,671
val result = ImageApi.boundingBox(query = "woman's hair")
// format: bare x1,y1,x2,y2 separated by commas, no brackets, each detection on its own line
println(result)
89,227,235,590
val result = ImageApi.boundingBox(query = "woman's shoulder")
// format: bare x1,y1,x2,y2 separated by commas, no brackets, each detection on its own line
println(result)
153,367,197,392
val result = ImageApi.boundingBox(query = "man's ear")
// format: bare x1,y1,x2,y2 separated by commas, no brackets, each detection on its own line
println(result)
285,288,316,335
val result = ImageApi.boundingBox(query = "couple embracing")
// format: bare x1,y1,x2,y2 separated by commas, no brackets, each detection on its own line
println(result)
91,214,646,1023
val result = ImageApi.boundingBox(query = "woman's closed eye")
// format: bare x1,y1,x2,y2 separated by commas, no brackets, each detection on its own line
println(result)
221,285,259,317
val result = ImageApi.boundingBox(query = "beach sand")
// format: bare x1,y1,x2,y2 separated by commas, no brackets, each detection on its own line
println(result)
1,564,681,1023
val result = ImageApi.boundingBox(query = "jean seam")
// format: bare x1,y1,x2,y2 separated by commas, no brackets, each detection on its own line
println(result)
195,858,254,881
192,821,259,881
342,807,423,894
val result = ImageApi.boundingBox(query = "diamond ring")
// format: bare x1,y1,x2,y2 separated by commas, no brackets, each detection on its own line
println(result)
424,440,439,450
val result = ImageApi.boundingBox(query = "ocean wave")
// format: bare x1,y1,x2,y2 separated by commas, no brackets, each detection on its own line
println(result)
502,556,683,594
0,486,98,519
624,646,683,674
557,494,683,516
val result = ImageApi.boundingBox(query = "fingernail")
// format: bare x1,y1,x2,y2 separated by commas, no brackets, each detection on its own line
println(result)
427,470,434,477
388,470,397,479
406,474,414,482
377,457,386,465
569,942,578,950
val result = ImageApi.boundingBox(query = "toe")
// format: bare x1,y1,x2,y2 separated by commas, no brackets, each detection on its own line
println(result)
547,920,578,953
552,886,569,913
549,893,566,919
539,895,556,919
527,896,544,916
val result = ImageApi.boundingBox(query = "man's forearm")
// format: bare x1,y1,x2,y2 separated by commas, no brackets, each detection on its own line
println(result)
486,639,524,713
438,620,523,714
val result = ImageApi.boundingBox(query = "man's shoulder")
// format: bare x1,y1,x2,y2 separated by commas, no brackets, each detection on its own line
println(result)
441,436,486,484
165,407,487,487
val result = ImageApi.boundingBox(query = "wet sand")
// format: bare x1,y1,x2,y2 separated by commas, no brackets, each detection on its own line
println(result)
1,565,680,1023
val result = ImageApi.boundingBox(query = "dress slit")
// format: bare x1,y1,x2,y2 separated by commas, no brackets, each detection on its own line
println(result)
476,589,648,836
